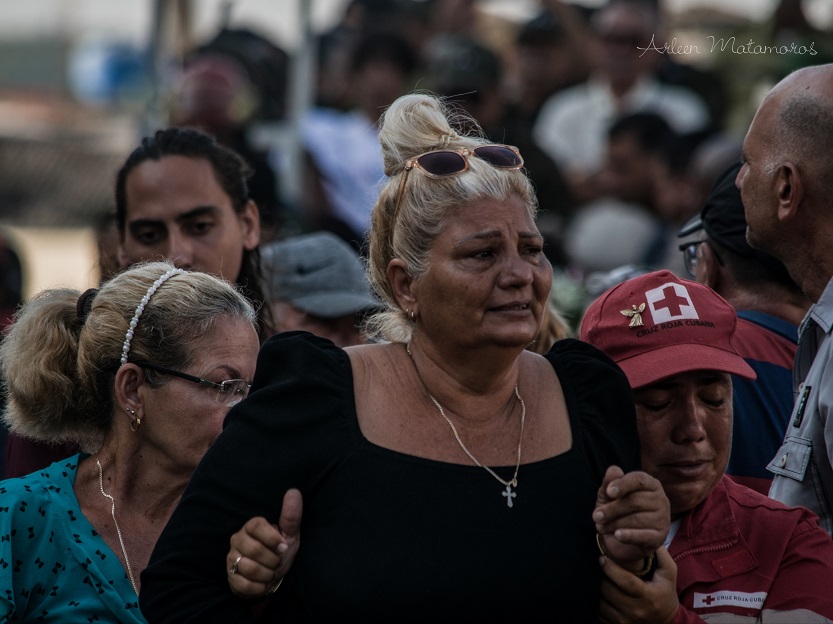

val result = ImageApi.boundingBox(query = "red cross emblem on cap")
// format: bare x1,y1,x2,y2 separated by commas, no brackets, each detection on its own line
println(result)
645,282,699,324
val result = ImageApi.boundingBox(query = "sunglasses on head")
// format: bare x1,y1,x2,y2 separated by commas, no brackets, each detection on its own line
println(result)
391,144,524,234
405,144,524,178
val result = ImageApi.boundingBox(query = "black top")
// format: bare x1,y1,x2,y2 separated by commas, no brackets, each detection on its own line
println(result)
140,332,639,622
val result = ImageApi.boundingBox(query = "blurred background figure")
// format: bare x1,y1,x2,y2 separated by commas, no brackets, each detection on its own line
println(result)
504,4,592,129
684,133,744,207
170,27,290,241
0,229,24,479
646,127,719,274
563,111,672,276
603,112,673,216
299,31,419,252
0,229,24,330
260,231,380,347
651,129,724,231
188,26,290,122
563,108,739,282
310,0,429,111
533,0,711,207
709,0,833,132
420,0,521,66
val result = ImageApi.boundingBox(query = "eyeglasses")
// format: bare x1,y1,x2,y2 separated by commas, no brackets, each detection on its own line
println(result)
678,240,724,278
391,145,524,235
137,362,251,408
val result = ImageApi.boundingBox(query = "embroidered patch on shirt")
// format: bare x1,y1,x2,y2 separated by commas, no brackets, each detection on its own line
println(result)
694,591,767,609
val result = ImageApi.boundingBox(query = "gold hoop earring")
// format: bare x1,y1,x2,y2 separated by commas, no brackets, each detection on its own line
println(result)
130,417,141,432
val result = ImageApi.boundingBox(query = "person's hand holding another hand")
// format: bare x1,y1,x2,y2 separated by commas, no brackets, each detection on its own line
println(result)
594,465,669,570
598,547,679,624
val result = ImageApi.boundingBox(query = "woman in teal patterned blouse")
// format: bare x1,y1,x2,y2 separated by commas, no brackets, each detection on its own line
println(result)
0,260,263,622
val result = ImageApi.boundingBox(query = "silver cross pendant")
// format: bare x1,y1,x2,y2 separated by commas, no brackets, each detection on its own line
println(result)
502,483,516,508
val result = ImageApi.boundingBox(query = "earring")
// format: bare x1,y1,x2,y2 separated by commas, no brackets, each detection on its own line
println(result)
130,417,142,433
126,407,135,416
410,310,416,321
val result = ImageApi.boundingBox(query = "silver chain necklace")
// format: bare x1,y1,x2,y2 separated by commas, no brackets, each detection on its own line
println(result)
96,459,138,595
407,343,526,507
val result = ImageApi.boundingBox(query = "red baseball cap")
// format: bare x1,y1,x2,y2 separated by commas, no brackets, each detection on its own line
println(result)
579,270,756,388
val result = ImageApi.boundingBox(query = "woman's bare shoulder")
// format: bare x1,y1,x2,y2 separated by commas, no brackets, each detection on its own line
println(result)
345,342,405,386
345,341,399,364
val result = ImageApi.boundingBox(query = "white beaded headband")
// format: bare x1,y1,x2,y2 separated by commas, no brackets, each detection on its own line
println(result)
119,267,186,366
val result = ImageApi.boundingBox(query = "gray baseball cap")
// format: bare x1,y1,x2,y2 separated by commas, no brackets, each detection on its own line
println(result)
260,232,380,318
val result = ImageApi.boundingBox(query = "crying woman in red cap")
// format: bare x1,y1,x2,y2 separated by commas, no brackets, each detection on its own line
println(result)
581,270,833,624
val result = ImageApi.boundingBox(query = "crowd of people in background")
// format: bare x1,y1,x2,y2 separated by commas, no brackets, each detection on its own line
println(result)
2,0,833,621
